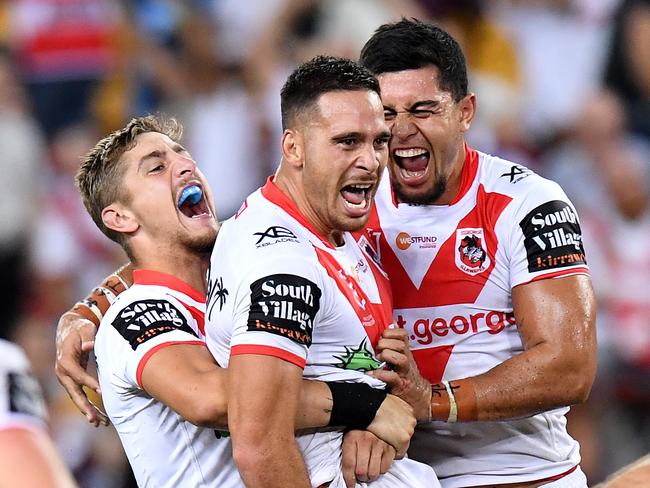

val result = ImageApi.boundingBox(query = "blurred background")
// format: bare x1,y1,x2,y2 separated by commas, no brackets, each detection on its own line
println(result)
0,0,648,486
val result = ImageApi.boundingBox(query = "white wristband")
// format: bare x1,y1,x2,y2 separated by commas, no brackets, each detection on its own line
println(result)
443,380,458,423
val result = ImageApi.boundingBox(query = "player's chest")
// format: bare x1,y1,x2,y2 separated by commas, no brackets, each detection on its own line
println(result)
312,242,393,350
369,199,511,309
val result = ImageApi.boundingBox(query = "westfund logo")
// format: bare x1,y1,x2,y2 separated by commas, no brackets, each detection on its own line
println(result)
247,274,322,346
519,200,587,272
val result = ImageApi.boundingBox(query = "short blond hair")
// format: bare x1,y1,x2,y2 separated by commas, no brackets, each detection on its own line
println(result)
76,115,183,250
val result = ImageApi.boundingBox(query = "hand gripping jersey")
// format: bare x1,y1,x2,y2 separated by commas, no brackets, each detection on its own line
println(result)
364,147,589,487
0,340,47,433
95,270,241,488
206,177,438,488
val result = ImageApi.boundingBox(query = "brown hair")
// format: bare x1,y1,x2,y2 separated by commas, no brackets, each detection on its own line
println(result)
75,115,183,251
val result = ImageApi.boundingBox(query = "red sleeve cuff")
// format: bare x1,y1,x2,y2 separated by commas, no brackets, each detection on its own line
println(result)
135,340,206,388
523,266,590,285
230,344,306,369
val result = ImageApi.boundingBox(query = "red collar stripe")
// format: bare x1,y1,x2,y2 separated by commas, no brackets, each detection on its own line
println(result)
260,177,334,249
133,270,206,303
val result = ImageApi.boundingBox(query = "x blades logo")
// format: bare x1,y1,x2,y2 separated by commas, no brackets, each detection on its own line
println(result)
253,226,299,248
500,165,531,184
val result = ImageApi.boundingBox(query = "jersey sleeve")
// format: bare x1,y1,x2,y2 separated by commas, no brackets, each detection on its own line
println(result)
226,253,325,369
104,294,205,388
0,341,47,431
507,178,589,287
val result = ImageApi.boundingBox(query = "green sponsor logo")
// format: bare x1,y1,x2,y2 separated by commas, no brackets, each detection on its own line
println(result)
334,338,381,371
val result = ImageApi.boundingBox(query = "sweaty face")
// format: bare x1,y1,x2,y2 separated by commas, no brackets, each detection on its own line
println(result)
120,132,219,254
378,66,472,205
299,90,390,241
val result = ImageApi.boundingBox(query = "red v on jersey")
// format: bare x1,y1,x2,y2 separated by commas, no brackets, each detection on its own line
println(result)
368,185,512,309
314,246,393,348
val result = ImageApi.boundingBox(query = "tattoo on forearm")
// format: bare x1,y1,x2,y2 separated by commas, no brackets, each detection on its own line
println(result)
431,382,459,397
431,383,445,398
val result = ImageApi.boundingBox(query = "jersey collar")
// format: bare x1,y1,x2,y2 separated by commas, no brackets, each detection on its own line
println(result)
261,176,335,249
133,269,206,303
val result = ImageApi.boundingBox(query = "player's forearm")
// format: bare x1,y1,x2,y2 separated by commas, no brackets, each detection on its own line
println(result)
473,341,595,420
430,343,596,423
233,437,311,488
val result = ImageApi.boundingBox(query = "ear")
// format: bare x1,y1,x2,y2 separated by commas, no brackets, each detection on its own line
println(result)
102,203,139,235
281,129,305,168
458,93,476,133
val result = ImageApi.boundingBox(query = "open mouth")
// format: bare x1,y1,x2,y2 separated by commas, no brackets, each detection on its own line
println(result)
393,148,430,183
177,184,210,218
340,183,373,211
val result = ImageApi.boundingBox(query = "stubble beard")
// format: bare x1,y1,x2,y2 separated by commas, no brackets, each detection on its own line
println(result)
392,174,447,205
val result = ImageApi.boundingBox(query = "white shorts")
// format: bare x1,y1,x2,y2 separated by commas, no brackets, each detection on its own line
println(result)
330,457,440,488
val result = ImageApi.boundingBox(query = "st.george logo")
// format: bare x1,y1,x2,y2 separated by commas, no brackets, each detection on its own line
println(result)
253,226,299,248
455,228,490,276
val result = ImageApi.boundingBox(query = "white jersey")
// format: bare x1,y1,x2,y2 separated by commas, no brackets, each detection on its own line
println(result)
0,339,47,432
206,177,439,488
364,147,589,487
95,270,241,488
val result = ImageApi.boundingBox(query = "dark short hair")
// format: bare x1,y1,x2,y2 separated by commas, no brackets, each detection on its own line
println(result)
360,18,468,102
280,55,380,130
76,114,182,251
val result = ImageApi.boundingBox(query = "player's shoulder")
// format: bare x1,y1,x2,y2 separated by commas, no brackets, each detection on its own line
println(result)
216,190,318,264
477,151,565,203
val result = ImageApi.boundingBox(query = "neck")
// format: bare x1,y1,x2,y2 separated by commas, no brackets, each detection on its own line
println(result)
274,164,343,246
132,245,210,294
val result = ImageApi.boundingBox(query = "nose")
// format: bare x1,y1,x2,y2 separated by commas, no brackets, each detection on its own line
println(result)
356,142,382,173
390,113,417,141
173,151,197,179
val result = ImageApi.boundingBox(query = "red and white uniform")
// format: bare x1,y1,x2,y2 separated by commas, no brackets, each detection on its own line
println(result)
0,340,47,433
95,270,241,488
364,147,589,487
206,178,439,488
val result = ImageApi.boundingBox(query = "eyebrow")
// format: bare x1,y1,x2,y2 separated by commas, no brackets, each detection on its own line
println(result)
137,144,187,171
138,150,164,172
331,131,364,142
384,100,440,111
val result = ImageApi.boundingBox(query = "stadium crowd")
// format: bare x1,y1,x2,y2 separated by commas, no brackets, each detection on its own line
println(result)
0,0,648,486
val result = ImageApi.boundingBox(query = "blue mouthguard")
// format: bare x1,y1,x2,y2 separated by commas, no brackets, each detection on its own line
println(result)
178,185,203,207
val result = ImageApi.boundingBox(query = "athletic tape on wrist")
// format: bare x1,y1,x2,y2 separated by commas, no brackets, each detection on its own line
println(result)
73,299,103,326
442,380,458,423
327,382,387,430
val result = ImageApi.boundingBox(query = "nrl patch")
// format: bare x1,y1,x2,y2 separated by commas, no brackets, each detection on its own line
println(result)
519,200,586,272
112,299,196,350
455,228,491,276
247,274,321,346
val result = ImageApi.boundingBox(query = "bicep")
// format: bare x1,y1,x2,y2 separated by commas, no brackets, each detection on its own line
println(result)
140,343,228,427
513,274,597,359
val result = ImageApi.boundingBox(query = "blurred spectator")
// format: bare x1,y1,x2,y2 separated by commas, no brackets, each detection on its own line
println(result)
5,0,123,138
492,0,614,147
604,0,650,139
0,51,44,339
29,123,125,318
